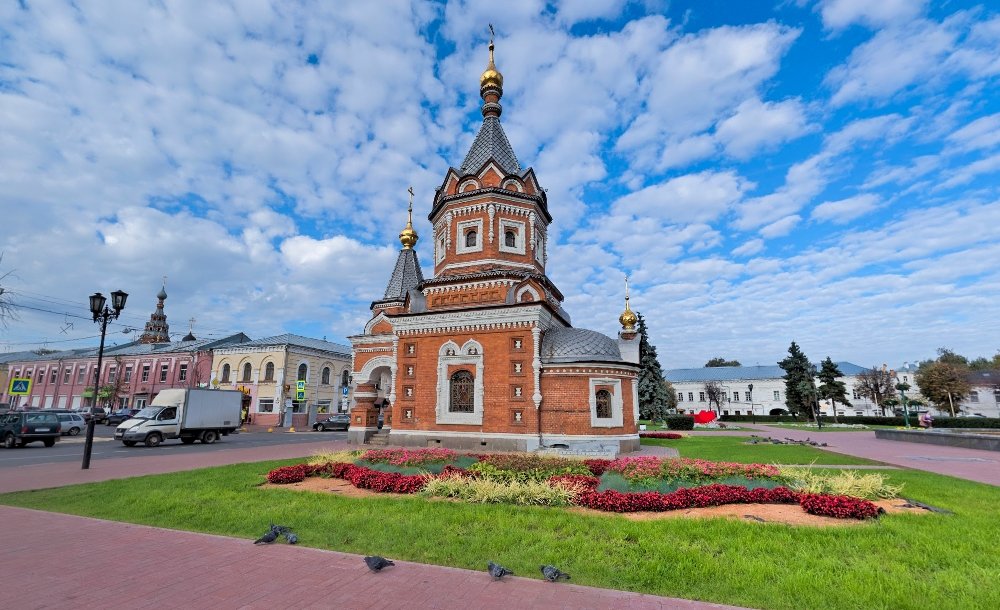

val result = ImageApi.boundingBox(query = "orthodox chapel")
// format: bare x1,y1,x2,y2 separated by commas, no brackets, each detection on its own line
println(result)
348,37,641,455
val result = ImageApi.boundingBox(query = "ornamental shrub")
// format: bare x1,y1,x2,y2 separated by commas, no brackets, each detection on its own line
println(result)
306,450,362,466
469,453,591,483
584,458,612,476
574,484,803,513
421,474,578,506
639,432,684,439
266,464,307,484
778,466,903,499
665,415,695,430
360,448,458,466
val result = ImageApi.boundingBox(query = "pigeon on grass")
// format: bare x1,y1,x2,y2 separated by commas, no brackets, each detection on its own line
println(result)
540,565,570,582
270,523,291,534
254,529,279,544
487,561,513,580
365,556,395,572
284,532,299,544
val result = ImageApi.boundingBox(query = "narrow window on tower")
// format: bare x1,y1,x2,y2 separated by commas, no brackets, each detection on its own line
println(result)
465,229,477,248
595,390,612,419
504,230,516,248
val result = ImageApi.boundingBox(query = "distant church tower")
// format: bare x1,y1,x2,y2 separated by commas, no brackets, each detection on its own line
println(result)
348,29,641,455
138,282,171,344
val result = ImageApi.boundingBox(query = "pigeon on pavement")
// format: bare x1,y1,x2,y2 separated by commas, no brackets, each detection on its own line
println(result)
254,529,279,544
540,565,570,582
487,561,513,580
365,556,395,572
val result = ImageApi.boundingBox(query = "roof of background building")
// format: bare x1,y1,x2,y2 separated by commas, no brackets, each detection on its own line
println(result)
664,362,869,382
2,334,251,363
459,116,521,175
237,333,351,356
541,327,624,364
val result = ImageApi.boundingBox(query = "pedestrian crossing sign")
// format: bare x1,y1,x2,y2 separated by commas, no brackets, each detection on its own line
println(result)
8,377,31,395
296,390,305,400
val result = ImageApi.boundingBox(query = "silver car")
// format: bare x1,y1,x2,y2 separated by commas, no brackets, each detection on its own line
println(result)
56,413,86,436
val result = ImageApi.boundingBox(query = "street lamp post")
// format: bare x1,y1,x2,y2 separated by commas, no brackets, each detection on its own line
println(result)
897,381,911,428
748,383,755,424
82,289,128,470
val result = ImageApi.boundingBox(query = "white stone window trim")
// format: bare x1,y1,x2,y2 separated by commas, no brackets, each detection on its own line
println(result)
499,218,526,254
515,285,541,302
588,377,624,428
456,218,484,254
436,339,484,425
436,232,447,262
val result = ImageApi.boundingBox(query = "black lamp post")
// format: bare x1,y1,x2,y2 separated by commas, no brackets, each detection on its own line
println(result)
897,381,911,428
82,289,128,470
748,383,755,424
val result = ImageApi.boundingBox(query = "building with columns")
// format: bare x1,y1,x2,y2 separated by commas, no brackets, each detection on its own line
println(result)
348,38,641,455
211,333,352,428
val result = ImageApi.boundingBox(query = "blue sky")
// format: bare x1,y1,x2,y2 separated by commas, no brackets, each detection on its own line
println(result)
1,0,999,369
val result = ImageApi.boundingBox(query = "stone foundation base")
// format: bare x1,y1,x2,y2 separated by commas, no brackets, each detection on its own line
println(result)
383,431,639,457
347,427,379,445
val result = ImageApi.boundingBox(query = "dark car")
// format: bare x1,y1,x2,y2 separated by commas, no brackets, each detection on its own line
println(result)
0,411,62,448
78,406,109,424
313,413,351,432
106,409,140,426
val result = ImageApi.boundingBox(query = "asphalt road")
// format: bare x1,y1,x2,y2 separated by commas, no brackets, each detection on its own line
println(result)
0,425,347,468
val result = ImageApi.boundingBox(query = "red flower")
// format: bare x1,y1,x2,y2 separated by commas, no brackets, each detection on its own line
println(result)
639,432,684,439
266,465,307,484
799,494,883,520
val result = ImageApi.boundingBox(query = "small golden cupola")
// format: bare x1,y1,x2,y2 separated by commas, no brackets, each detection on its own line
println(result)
398,186,419,249
479,24,504,118
619,277,637,331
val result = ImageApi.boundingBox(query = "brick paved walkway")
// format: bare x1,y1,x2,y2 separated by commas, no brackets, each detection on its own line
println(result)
750,425,1000,486
0,505,744,610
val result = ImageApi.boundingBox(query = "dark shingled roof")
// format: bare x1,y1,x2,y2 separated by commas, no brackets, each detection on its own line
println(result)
383,248,424,300
541,327,623,364
459,116,521,175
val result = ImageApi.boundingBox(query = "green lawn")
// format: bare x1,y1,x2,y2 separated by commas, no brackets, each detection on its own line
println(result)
1,460,997,609
642,435,880,465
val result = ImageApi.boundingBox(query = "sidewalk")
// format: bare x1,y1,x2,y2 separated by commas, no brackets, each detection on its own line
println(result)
0,505,745,610
750,425,1000,486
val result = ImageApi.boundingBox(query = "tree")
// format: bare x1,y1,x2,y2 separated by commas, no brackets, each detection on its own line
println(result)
777,341,814,417
817,357,851,423
968,352,1000,371
662,380,678,413
636,312,670,421
854,366,897,416
916,360,971,416
704,380,726,413
704,357,741,367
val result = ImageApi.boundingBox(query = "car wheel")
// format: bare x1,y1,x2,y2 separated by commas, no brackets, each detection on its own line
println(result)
122,440,137,447
2,433,15,449
144,433,162,448
69,427,81,436
201,430,218,444
317,424,327,432
43,438,56,448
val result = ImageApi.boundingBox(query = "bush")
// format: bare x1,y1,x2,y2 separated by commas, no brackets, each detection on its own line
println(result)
266,464,308,484
333,463,428,494
584,458,612,476
639,432,684,439
666,415,695,430
469,453,591,483
360,448,457,466
799,493,882,519
421,475,579,506
575,484,802,513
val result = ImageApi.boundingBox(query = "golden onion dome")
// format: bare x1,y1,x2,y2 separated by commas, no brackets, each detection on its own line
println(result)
399,187,419,249
480,41,503,92
619,277,637,331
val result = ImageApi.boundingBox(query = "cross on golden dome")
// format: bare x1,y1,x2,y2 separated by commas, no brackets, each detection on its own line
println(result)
619,276,637,331
399,186,418,249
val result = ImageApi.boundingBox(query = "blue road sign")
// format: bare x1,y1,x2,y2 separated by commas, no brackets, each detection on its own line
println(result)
8,378,31,395
342,386,349,396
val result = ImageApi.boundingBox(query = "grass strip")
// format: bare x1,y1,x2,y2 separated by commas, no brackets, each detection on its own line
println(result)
641,435,879,465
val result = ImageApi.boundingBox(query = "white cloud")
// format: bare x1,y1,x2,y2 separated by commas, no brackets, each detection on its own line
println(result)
811,194,881,224
759,214,801,238
818,0,927,30
947,112,1000,151
611,170,750,224
732,239,765,257
715,97,813,159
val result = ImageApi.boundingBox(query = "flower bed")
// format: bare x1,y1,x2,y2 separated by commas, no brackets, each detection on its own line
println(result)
264,448,886,520
639,432,684,439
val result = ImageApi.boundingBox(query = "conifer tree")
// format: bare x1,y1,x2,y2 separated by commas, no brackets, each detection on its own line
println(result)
817,357,851,423
636,312,669,421
778,341,814,417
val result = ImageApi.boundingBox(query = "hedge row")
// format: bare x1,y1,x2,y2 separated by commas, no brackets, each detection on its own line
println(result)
717,414,1000,428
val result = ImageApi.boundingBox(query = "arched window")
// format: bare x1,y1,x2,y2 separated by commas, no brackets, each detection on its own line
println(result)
595,390,612,419
465,229,477,248
221,364,231,383
449,370,474,413
341,370,350,386
241,363,252,382
504,230,516,248
321,367,331,385
263,362,274,382
297,363,307,381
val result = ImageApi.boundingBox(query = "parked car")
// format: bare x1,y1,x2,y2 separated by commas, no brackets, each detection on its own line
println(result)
0,412,61,448
77,407,109,424
106,409,140,426
56,412,87,436
313,413,351,432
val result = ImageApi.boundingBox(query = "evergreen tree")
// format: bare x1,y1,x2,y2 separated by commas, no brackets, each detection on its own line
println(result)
636,312,670,421
817,357,851,423
704,357,741,367
778,341,814,417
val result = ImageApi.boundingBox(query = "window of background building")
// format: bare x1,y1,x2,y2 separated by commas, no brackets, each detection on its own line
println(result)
745,391,752,401
142,364,150,382
970,391,979,403
221,364,230,383
63,367,71,383
595,389,612,418
322,367,331,385
449,370,474,413
677,393,683,402
264,362,275,381
242,363,252,382
341,370,349,386
179,363,188,382
774,390,780,400
688,392,693,401
78,366,86,383
49,369,57,383
124,367,132,382
159,364,169,382
297,363,307,381
699,392,706,402
108,367,116,383
258,399,274,412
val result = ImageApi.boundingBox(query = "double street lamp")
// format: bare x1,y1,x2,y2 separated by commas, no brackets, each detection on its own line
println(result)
82,289,128,470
